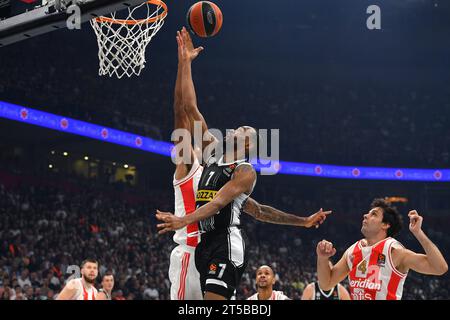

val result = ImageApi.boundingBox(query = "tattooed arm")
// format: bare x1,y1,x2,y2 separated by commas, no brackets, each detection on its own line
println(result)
243,197,331,228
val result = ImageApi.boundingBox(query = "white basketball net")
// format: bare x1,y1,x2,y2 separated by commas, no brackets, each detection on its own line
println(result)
90,1,167,79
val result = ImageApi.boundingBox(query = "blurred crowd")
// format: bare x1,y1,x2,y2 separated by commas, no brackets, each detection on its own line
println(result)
0,170,449,300
0,169,173,300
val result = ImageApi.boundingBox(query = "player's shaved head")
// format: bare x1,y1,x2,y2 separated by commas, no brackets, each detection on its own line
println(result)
257,265,275,276
237,126,258,158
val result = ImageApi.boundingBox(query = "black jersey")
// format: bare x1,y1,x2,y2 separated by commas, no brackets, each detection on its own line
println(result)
194,154,255,298
195,155,255,233
313,282,340,300
98,289,111,300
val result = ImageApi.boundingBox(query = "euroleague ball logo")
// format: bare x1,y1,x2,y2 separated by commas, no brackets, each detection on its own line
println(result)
101,128,109,139
20,108,28,120
60,118,69,129
274,162,281,172
208,263,217,275
135,137,143,147
434,170,442,180
315,166,323,175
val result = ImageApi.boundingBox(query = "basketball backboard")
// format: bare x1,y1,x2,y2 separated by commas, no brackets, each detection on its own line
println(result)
0,0,149,47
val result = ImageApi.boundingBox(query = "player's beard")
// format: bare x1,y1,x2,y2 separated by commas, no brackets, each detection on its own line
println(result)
83,274,96,284
257,282,268,289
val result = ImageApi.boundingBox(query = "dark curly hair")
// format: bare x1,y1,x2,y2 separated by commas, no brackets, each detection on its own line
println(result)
370,198,403,237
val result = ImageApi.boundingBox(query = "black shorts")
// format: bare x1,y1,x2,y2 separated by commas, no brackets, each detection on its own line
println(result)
195,227,249,299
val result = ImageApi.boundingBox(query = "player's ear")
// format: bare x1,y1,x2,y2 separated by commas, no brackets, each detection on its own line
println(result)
381,222,391,232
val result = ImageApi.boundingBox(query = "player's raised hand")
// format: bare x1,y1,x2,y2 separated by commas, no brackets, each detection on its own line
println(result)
176,30,184,62
156,210,187,234
408,210,423,235
316,240,337,258
180,26,204,61
305,208,332,228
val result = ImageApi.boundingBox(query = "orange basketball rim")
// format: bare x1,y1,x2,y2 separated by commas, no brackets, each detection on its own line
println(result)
95,0,168,25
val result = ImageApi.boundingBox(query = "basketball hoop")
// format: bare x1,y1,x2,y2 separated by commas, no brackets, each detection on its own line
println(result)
90,0,168,79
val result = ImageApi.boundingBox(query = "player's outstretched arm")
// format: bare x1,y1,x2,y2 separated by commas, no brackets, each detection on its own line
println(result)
156,164,256,233
173,30,185,128
395,210,448,275
316,240,350,291
173,30,195,179
243,197,332,228
179,27,218,153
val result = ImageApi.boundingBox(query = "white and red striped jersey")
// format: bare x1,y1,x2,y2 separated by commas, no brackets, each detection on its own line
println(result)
65,278,98,300
172,158,203,247
247,290,290,300
346,237,408,300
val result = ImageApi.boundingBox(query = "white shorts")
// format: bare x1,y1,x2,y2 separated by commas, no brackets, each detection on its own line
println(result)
169,244,202,300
